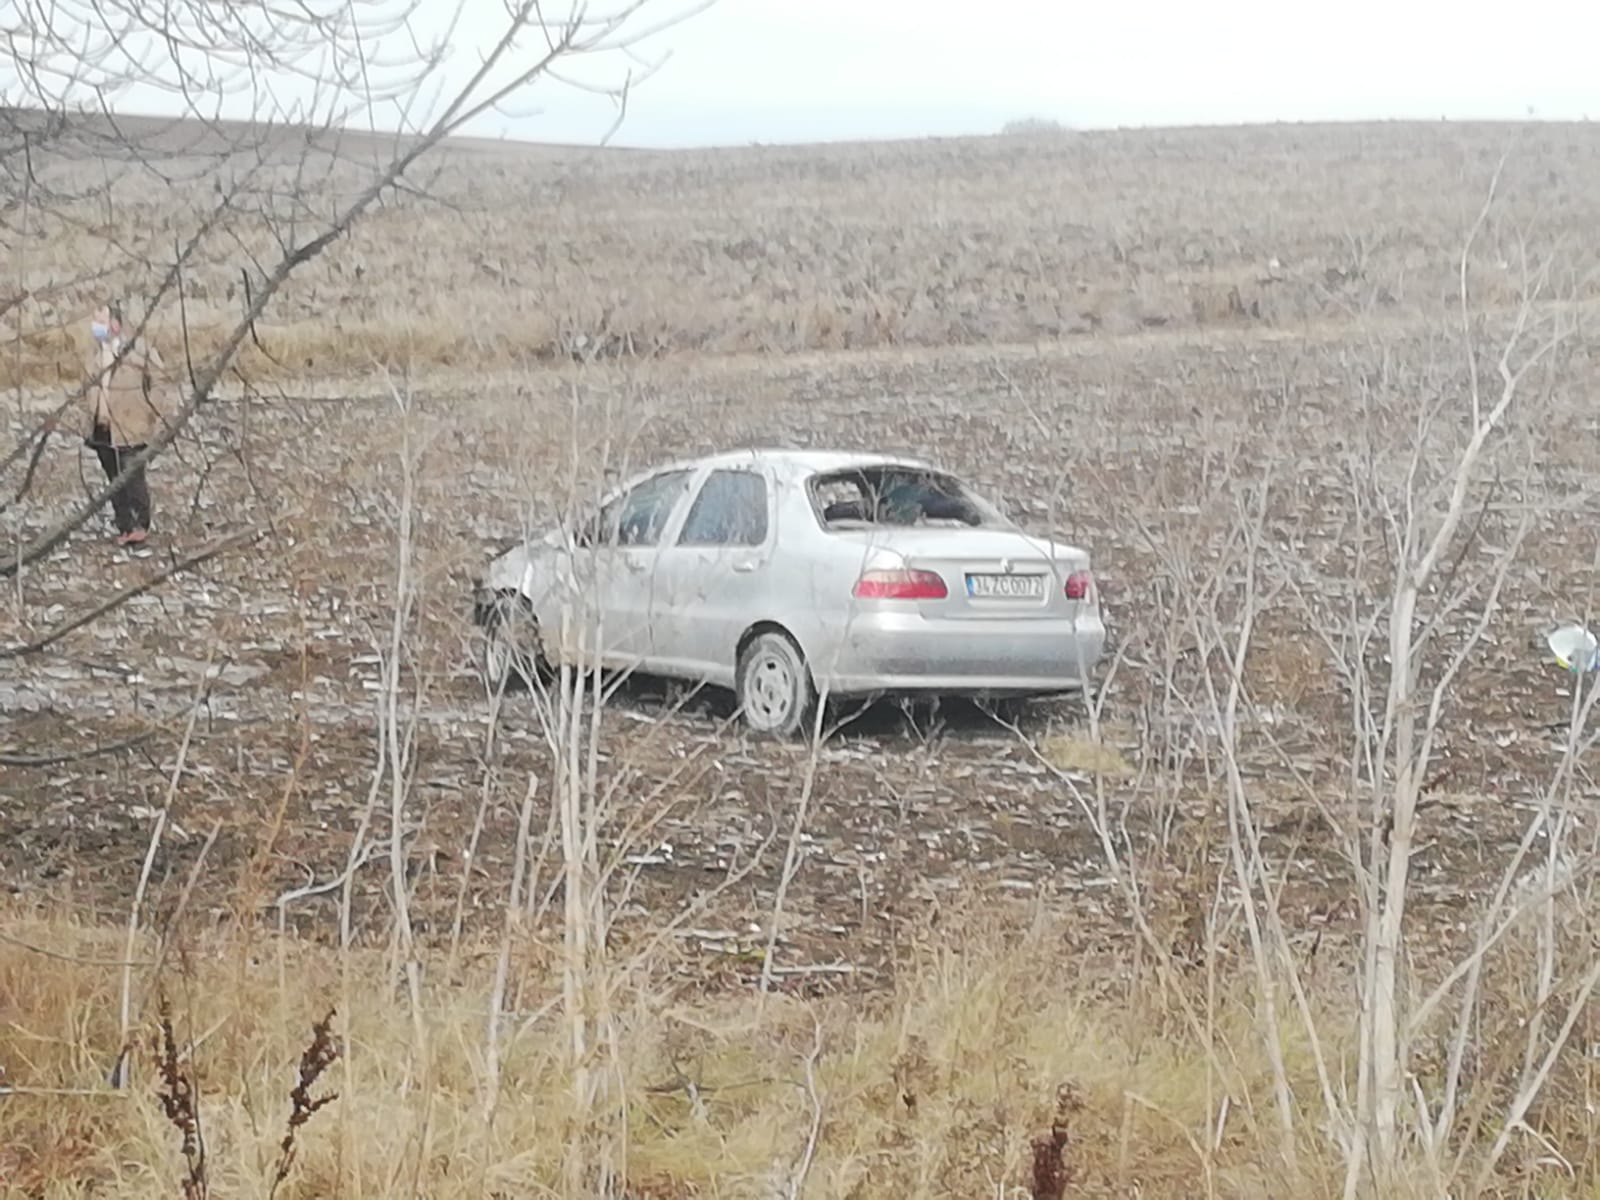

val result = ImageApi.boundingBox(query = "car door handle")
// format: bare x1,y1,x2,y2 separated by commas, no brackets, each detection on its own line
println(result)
731,559,757,574
624,556,647,573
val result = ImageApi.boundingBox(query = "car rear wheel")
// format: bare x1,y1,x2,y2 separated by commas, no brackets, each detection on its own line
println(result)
736,630,817,738
479,591,549,693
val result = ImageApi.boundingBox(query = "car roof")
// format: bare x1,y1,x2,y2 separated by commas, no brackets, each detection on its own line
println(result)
648,448,941,480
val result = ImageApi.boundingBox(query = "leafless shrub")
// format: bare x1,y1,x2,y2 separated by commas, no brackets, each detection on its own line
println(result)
1001,116,1071,137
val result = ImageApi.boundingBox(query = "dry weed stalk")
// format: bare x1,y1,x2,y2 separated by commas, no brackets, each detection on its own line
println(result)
152,993,208,1200
1028,1082,1083,1200
269,1007,342,1199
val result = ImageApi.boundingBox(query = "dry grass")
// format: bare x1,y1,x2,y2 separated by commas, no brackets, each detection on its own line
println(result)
0,902,1364,1199
1039,732,1133,778
6,899,1594,1198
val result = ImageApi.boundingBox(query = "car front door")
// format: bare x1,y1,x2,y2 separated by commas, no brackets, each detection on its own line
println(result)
566,467,694,671
650,464,778,686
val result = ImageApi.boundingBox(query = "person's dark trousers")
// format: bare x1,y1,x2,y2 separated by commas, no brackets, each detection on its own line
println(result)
90,425,151,535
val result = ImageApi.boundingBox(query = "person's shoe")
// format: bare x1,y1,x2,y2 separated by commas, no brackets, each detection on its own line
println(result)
124,529,147,545
114,531,135,546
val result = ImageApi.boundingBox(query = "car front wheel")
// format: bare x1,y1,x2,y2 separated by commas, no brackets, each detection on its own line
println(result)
736,630,817,738
478,590,549,693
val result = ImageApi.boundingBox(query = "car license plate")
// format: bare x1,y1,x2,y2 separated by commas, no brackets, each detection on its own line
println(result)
966,572,1045,599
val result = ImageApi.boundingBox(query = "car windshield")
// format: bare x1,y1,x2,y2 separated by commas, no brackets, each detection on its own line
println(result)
808,465,1008,530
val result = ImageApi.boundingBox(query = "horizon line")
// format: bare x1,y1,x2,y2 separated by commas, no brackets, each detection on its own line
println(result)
22,104,1596,154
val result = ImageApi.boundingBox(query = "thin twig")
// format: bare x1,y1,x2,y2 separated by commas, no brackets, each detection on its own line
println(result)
787,1016,824,1200
0,522,273,658
0,929,154,968
0,727,162,766
111,652,211,1089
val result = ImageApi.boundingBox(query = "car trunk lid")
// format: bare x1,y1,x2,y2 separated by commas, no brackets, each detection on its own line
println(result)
839,528,1091,621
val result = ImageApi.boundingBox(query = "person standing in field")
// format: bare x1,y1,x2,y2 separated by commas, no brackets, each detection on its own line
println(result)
82,300,170,546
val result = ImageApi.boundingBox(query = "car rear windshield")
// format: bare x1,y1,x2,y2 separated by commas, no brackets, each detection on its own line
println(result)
808,466,1007,530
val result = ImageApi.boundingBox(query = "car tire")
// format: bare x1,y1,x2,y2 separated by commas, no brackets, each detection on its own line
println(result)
736,630,817,739
478,590,549,693
983,696,1031,726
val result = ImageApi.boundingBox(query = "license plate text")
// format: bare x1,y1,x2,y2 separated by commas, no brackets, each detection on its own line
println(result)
966,573,1045,599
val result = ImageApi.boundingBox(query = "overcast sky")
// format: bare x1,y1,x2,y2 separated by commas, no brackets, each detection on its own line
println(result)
99,0,1600,147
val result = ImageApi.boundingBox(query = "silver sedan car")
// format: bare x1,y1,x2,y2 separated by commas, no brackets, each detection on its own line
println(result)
471,449,1106,736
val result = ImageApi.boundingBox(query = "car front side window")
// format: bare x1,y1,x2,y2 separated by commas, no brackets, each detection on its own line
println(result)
605,469,693,547
677,469,769,547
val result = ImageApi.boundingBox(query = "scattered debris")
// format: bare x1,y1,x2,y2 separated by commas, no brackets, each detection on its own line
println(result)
1547,624,1598,673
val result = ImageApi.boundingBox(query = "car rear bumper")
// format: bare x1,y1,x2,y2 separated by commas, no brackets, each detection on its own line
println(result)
811,610,1106,696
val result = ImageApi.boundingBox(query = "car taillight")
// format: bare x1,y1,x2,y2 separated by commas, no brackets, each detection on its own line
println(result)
1064,570,1093,600
853,568,948,600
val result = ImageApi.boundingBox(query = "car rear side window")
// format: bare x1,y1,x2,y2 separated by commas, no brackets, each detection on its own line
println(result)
677,469,769,546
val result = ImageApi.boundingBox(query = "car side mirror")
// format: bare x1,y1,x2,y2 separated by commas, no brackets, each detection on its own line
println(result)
571,508,607,548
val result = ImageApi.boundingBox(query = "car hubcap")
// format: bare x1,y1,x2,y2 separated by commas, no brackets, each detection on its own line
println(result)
746,652,794,728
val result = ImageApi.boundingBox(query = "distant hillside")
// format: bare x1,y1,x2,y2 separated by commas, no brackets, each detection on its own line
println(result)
8,105,1593,163
4,113,1598,387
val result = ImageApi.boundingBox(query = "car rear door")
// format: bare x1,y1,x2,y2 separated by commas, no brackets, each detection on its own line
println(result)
649,464,778,684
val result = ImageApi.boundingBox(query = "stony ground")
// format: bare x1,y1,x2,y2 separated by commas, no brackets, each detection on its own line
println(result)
5,312,1595,987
